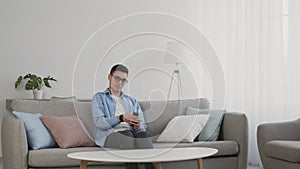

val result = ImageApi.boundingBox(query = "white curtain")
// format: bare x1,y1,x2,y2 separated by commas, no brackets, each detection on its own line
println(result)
288,0,300,117
193,0,300,165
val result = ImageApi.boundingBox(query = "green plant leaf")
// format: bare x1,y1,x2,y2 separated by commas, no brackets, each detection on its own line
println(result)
49,77,57,82
43,76,57,88
24,73,31,79
44,79,50,88
15,76,23,89
25,74,39,90
25,83,32,90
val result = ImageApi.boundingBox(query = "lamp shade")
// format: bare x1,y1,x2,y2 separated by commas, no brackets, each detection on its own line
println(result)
163,41,190,64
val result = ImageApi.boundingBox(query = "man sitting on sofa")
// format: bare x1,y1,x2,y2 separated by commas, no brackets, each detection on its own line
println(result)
92,64,155,169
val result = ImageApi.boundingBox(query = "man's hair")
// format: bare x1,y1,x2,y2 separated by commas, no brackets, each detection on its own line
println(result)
110,64,129,75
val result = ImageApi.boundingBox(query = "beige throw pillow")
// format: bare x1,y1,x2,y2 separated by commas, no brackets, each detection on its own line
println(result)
40,115,95,148
157,115,209,143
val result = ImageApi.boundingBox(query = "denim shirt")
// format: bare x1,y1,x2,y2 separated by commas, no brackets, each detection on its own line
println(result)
92,88,147,147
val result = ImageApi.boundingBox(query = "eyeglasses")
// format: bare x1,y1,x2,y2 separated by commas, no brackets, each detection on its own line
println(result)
112,75,128,84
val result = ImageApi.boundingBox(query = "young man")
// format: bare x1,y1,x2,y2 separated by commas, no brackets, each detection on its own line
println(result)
92,64,155,169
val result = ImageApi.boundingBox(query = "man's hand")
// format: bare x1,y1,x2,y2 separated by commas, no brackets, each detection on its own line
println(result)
133,121,141,130
122,113,141,130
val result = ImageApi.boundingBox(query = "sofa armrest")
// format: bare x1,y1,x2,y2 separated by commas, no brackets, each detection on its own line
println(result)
219,112,248,169
1,113,28,169
257,118,300,168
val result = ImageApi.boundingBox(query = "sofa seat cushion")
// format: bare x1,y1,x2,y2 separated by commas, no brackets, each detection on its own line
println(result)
29,141,238,167
28,147,121,167
153,140,239,157
265,140,300,163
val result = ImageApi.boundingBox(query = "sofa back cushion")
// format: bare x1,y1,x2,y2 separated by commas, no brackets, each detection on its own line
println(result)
7,98,210,139
73,101,94,137
7,99,76,116
139,98,210,136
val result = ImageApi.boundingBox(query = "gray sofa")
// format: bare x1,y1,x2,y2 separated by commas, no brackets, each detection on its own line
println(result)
2,98,248,169
257,118,300,169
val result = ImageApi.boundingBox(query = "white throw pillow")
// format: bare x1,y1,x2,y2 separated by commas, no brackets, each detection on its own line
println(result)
157,115,209,143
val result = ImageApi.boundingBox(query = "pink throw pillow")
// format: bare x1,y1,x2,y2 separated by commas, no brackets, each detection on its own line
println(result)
40,115,95,148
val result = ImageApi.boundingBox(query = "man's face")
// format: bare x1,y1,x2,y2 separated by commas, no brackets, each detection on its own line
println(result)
108,70,128,93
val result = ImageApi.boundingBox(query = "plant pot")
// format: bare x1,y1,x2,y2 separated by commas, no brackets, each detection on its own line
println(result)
33,90,44,100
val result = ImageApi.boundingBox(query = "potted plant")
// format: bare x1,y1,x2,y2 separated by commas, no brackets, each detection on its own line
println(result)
15,73,57,99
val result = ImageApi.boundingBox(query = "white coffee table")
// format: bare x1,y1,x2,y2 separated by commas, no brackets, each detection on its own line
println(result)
67,147,218,169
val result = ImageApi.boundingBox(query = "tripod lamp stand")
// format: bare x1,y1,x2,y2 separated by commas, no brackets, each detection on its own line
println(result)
163,42,190,100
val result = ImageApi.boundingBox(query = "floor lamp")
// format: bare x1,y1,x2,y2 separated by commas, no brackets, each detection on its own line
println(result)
167,63,182,100
164,42,190,100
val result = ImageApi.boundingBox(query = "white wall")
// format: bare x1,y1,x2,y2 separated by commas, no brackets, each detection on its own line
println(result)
0,0,213,156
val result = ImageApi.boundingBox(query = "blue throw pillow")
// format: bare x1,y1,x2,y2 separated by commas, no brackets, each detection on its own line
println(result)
186,107,225,141
12,111,57,150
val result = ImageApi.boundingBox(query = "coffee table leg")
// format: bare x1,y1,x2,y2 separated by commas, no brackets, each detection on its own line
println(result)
197,158,203,169
80,160,88,169
155,162,162,169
